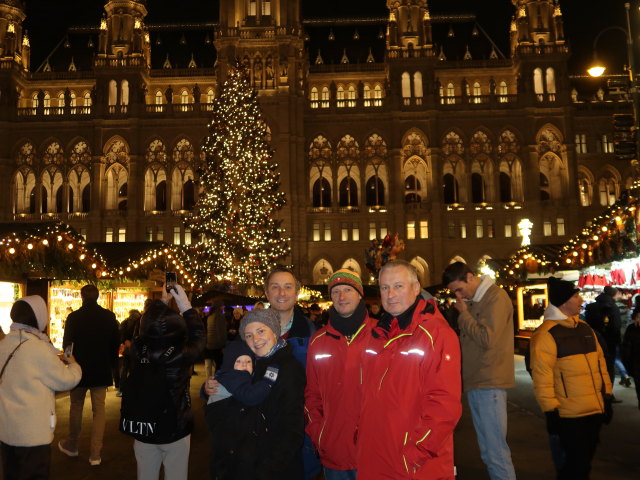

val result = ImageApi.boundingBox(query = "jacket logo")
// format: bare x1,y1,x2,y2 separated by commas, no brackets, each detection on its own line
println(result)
121,418,157,436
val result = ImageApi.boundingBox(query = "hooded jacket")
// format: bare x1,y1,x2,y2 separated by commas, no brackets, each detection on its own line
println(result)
530,305,612,418
132,300,205,444
0,300,81,446
357,298,461,479
305,301,375,470
456,276,515,393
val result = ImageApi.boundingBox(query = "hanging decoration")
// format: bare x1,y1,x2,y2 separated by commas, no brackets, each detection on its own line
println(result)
364,232,405,277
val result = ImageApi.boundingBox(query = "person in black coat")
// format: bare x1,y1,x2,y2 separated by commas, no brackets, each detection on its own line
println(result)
207,308,305,480
622,309,640,409
58,284,120,465
127,285,205,480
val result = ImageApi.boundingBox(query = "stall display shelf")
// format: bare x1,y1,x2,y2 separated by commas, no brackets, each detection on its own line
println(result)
112,288,148,322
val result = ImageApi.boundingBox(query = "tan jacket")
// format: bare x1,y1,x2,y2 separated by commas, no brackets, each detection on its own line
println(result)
530,312,612,418
457,278,515,392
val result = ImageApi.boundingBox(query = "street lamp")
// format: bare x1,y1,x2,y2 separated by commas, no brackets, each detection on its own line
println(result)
588,2,639,168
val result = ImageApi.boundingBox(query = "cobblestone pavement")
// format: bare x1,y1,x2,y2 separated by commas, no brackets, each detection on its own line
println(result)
34,357,640,479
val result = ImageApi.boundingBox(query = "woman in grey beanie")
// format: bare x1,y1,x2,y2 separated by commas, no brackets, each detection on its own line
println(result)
217,307,306,479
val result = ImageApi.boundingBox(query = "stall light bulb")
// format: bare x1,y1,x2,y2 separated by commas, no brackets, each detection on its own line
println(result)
42,239,49,245
68,244,74,250
27,243,33,250
9,248,15,254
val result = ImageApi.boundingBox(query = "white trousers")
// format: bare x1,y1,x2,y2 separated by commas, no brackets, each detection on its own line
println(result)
133,435,191,480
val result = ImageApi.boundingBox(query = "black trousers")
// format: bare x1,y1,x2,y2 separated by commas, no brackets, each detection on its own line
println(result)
556,414,602,480
1,442,50,480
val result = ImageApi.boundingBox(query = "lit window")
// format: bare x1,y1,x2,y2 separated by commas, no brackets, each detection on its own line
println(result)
460,222,467,239
313,222,320,241
419,220,429,239
146,227,153,241
476,219,484,238
369,222,376,240
505,223,512,238
407,221,416,240
157,227,164,241
341,222,349,241
185,228,192,245
352,223,360,241
174,226,181,244
79,228,87,240
575,133,587,154
105,227,113,242
324,223,331,241
601,134,613,154
543,220,552,236
118,227,126,242
380,222,388,238
557,218,565,236
487,219,494,238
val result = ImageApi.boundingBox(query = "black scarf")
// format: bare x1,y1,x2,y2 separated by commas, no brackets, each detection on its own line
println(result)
374,296,422,337
328,300,367,337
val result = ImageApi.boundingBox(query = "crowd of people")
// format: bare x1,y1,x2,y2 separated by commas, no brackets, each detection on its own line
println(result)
0,260,636,480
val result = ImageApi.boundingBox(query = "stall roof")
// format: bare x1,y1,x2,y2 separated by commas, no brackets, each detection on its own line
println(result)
90,242,170,268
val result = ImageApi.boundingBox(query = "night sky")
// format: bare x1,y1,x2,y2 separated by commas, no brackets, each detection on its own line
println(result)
21,0,635,76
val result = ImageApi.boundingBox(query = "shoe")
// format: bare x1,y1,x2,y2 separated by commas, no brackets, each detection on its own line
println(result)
89,457,101,466
611,395,623,404
619,376,632,388
58,440,78,457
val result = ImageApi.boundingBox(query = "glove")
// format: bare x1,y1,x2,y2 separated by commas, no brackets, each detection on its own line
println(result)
545,409,561,435
603,394,614,425
169,284,192,313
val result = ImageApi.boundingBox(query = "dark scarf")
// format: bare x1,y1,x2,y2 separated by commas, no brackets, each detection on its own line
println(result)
328,300,367,337
373,296,421,339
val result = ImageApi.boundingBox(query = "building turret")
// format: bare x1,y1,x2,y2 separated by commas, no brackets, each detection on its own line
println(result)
386,0,432,50
97,0,150,67
510,0,566,56
0,0,28,70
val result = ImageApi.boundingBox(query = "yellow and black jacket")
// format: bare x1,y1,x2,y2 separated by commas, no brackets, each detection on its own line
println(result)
530,308,612,418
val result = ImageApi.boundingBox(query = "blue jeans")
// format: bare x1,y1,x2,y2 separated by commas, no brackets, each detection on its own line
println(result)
467,388,517,480
615,345,629,378
324,468,357,480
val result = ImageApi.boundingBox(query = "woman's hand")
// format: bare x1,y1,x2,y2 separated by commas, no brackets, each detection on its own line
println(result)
60,353,77,365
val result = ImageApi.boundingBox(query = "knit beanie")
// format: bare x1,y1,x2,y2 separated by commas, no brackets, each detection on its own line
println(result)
547,277,579,308
328,269,364,297
240,308,281,340
221,339,255,371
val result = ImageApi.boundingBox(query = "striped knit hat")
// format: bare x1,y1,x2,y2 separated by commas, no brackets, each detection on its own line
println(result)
328,269,364,297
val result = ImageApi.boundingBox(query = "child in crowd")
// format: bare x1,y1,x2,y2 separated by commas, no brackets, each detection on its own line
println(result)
204,340,277,479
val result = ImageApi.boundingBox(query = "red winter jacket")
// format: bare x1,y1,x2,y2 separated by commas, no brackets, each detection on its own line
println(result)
305,310,375,470
357,298,462,479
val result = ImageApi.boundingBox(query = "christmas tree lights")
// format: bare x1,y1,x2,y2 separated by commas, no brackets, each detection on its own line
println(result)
186,65,290,285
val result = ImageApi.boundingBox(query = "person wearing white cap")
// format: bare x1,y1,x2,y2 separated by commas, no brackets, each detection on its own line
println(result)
0,295,82,480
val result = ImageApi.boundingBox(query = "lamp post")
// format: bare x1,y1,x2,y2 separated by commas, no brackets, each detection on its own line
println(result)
588,2,640,169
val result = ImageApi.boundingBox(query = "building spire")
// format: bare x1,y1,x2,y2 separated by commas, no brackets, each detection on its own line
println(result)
97,0,150,67
0,0,29,69
510,0,565,56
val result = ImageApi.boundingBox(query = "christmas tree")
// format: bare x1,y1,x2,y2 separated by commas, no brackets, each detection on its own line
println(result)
186,66,290,285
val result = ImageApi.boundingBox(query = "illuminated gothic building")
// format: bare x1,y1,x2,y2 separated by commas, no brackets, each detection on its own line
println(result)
0,0,631,285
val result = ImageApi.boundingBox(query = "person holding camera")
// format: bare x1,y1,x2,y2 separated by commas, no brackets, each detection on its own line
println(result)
0,295,82,480
120,283,204,480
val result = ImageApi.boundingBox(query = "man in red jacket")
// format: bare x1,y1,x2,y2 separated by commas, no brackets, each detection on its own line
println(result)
305,269,374,479
358,260,462,479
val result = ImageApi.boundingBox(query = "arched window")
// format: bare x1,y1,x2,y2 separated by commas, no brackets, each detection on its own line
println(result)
32,92,38,113
337,86,345,108
119,182,128,210
443,173,459,204
321,87,330,108
69,91,77,113
413,72,423,100
180,90,189,111
546,67,556,100
57,92,65,110
472,82,482,103
55,185,64,212
373,84,382,106
155,180,167,210
310,87,319,108
578,174,592,207
312,177,331,207
155,90,163,104
206,89,215,104
533,68,544,101
366,176,385,206
183,179,196,210
599,176,618,206
339,177,358,207
121,79,129,106
401,72,411,99
84,92,92,107
499,172,512,202
499,81,508,102
471,172,485,203
108,79,117,106
446,83,455,104
347,85,356,107
81,184,91,212
540,173,550,200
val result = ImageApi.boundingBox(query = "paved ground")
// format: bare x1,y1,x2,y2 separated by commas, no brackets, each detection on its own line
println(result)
27,356,640,479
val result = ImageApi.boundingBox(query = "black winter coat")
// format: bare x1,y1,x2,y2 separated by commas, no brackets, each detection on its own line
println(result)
63,300,120,388
133,307,205,444
594,293,623,347
209,343,305,480
622,323,640,375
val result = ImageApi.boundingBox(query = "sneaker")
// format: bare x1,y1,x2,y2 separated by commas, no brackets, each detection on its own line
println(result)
58,440,78,457
619,376,632,388
89,457,101,466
